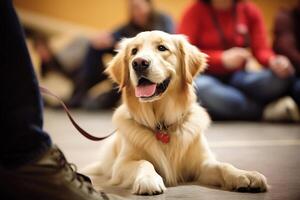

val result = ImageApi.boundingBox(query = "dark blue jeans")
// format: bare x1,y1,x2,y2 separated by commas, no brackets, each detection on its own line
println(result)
0,0,51,168
292,78,300,106
195,70,291,120
76,46,113,91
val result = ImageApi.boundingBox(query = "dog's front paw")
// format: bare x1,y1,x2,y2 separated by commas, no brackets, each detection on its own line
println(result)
132,174,166,195
230,171,268,193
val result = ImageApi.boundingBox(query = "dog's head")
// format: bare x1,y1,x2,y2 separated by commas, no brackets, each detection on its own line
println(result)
106,31,207,102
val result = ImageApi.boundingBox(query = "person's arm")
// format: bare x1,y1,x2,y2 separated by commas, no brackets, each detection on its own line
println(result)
204,48,252,75
112,27,126,42
274,10,300,71
201,49,229,75
245,3,275,67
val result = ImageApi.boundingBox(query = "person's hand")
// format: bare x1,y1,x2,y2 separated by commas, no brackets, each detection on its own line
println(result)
90,31,114,49
269,55,294,78
222,47,251,70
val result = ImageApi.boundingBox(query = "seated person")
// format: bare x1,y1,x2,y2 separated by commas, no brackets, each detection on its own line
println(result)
68,0,175,109
273,1,300,110
178,0,295,120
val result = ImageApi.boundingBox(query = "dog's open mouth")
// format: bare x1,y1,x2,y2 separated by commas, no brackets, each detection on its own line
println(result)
135,77,171,99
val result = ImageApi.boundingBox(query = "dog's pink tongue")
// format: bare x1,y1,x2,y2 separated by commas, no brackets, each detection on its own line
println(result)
135,84,156,97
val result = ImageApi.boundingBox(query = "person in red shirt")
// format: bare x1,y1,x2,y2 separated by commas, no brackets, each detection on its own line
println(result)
178,0,295,120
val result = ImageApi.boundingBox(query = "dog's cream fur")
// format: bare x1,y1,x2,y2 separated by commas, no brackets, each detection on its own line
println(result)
85,31,267,195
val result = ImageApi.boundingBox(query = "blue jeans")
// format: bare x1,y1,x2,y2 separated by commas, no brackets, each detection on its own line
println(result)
75,46,113,91
195,70,291,120
292,78,300,106
0,0,51,168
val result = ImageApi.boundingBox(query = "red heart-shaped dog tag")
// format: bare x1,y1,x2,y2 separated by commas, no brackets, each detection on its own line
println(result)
155,131,170,144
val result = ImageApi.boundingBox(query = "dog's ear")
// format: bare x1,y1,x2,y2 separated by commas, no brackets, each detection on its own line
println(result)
176,35,207,84
105,38,131,91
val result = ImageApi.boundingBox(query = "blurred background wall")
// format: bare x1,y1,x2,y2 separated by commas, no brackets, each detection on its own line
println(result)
14,0,298,37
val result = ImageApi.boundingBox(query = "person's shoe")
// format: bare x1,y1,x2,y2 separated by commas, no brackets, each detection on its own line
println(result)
263,96,300,122
0,145,123,200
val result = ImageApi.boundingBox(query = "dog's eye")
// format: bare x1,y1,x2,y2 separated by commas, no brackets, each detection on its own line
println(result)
131,48,138,55
157,45,168,52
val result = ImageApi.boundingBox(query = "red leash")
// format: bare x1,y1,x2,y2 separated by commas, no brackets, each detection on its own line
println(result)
40,86,115,141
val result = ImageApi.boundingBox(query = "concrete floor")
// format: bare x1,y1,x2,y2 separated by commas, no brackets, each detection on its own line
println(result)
44,109,300,200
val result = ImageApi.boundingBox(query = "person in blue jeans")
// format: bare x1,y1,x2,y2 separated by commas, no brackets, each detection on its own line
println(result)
178,0,294,120
0,0,122,199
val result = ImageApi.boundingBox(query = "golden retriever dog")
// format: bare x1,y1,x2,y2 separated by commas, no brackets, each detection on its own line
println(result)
85,31,267,195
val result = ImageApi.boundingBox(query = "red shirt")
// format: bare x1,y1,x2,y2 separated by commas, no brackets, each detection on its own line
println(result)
177,1,275,75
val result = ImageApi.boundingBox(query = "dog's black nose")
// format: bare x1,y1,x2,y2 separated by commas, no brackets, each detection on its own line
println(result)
132,57,150,72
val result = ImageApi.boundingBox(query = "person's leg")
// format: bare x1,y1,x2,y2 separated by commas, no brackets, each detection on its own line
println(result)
292,78,300,106
80,46,112,88
229,69,291,104
69,46,113,107
0,2,123,199
0,0,51,168
194,75,263,120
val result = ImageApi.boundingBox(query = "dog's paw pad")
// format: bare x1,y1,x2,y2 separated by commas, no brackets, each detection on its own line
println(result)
235,171,267,193
132,174,166,195
236,187,248,193
249,187,261,193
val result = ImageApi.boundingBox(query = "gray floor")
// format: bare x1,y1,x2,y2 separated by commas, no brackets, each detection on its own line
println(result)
44,109,300,200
